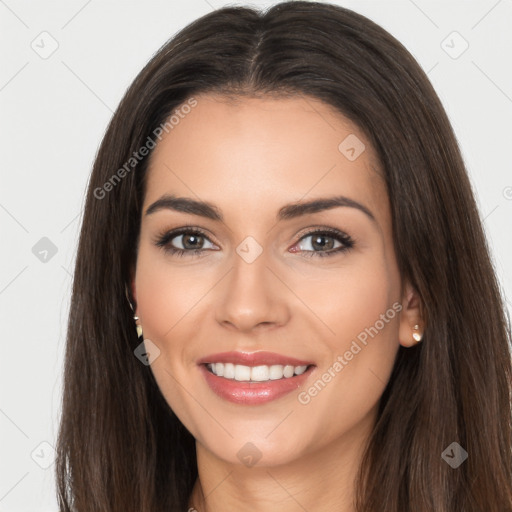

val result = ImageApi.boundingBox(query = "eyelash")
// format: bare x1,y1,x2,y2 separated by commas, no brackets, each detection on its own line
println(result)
153,225,355,259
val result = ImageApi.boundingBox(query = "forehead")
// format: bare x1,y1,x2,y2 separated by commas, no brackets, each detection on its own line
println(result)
144,93,387,227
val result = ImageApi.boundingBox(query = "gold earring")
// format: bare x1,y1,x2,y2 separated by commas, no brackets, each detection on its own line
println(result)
133,316,143,340
125,284,143,340
412,324,423,343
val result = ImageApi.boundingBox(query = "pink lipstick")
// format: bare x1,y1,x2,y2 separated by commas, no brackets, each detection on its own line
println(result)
197,351,316,405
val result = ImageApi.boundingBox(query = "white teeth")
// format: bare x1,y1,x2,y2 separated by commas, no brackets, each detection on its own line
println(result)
283,365,295,378
269,365,283,380
224,363,235,379
251,365,269,381
234,364,251,381
207,363,310,381
294,365,307,375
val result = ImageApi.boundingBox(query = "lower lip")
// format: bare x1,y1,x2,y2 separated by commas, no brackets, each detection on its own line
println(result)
198,364,315,405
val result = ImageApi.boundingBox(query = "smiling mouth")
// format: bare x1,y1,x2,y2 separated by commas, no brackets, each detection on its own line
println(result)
204,362,314,382
199,356,317,405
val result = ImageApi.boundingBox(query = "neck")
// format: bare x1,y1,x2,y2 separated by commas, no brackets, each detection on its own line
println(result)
188,409,375,512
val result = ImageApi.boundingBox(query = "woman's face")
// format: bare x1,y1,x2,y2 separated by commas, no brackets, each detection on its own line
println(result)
132,93,420,467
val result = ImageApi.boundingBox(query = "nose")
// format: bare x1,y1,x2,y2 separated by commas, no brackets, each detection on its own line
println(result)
214,248,291,333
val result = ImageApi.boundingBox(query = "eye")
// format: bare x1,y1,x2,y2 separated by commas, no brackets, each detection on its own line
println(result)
291,228,355,258
154,227,217,257
154,225,355,259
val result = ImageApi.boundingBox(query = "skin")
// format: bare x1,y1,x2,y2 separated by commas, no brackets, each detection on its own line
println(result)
131,93,423,512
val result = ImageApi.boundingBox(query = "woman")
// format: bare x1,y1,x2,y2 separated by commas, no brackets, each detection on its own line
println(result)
55,2,512,511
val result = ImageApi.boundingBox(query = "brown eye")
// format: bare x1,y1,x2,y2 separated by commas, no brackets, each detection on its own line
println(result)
179,233,206,250
155,228,216,257
293,229,354,258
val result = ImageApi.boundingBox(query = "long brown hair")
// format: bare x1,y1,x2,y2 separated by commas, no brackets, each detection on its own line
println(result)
55,2,512,510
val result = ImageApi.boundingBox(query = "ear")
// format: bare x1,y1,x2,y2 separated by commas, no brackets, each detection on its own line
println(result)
127,264,138,312
398,280,424,347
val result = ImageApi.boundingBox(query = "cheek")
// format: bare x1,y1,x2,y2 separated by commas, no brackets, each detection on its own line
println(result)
294,253,398,345
295,255,400,435
134,247,213,344
133,247,216,433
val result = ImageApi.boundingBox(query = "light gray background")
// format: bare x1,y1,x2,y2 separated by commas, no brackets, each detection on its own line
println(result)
1,0,511,510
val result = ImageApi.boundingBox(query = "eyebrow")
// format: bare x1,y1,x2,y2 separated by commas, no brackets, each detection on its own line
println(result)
145,193,377,224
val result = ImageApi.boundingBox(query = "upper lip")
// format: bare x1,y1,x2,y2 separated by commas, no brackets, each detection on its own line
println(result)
197,351,314,367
